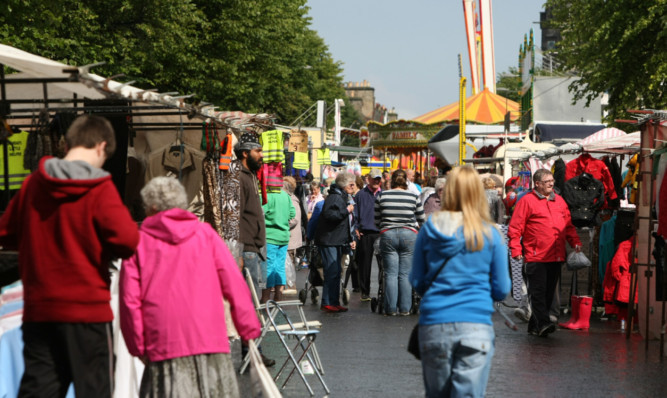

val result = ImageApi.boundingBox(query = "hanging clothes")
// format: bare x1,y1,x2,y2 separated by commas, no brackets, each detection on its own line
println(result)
218,133,233,171
561,172,605,228
263,162,283,193
293,152,309,170
552,158,566,194
603,238,637,306
565,153,617,207
259,130,285,163
621,153,639,204
609,157,624,201
146,143,205,206
203,157,223,237
221,160,242,242
598,214,617,282
317,148,331,165
0,130,31,191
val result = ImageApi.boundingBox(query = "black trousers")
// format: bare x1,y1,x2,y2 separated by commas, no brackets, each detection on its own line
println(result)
356,231,379,296
19,322,114,398
525,262,562,331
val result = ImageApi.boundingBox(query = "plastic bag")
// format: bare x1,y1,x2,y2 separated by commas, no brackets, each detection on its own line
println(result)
285,254,296,288
567,251,591,271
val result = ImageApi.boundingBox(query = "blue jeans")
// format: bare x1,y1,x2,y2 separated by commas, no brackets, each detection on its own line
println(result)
419,323,495,398
380,228,416,313
319,245,342,306
243,251,267,293
266,243,287,288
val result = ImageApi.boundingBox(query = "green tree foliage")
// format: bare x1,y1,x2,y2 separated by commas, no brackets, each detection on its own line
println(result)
0,0,347,124
544,0,667,121
496,67,521,103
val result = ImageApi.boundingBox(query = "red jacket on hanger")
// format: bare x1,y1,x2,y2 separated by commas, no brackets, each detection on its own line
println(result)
565,153,617,205
602,238,637,304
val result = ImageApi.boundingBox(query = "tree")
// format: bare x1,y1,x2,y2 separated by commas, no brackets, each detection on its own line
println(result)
544,0,667,122
496,67,521,103
0,0,347,124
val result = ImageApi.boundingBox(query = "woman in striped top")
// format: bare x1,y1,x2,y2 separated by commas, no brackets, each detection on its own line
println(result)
375,169,426,315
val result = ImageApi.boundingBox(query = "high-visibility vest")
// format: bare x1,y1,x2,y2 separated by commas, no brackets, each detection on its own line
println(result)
260,130,285,163
219,133,233,171
0,130,31,190
293,152,309,170
316,148,331,165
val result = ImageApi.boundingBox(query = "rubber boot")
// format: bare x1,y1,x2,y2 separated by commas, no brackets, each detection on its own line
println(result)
558,295,580,329
569,296,593,330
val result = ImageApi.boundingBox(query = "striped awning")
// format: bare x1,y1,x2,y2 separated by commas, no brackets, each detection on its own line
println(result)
578,127,626,146
413,88,519,125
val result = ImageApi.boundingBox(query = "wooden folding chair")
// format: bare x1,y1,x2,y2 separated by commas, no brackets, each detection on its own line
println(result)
239,268,323,375
264,300,330,396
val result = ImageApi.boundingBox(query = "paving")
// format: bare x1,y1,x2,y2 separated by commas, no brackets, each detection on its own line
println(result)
234,261,667,398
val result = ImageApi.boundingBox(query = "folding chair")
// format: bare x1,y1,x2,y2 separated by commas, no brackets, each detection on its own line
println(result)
239,268,323,375
264,300,330,396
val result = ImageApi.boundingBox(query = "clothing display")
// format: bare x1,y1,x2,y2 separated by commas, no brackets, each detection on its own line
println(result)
621,153,639,204
552,158,566,194
0,130,31,191
146,143,205,208
565,153,617,207
203,157,223,237
598,214,617,282
259,130,285,163
562,172,605,227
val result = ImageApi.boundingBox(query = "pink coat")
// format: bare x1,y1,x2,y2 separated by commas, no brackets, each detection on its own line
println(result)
120,208,261,362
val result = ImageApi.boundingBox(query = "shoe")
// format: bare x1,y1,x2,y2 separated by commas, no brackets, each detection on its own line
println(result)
261,353,276,367
549,315,558,323
320,305,340,313
361,295,371,302
538,323,556,337
352,288,361,293
514,307,531,323
384,312,397,317
399,312,410,316
335,305,348,312
528,328,540,336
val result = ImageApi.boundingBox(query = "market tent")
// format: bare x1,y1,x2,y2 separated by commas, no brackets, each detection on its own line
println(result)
578,127,626,146
583,131,640,153
413,88,519,125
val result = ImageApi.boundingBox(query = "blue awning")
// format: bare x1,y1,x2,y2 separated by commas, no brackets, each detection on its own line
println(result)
533,123,605,143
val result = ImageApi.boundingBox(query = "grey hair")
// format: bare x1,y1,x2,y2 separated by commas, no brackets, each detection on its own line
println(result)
533,168,553,184
335,172,356,189
434,177,447,191
141,176,188,213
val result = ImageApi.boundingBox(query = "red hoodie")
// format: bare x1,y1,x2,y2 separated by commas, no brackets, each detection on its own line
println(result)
0,157,139,322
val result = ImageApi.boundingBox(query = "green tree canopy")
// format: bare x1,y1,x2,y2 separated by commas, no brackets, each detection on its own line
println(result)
0,0,348,124
545,0,667,122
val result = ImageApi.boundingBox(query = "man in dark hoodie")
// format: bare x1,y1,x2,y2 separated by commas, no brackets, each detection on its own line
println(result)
0,115,139,397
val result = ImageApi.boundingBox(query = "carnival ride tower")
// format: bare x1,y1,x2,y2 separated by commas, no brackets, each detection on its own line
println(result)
462,0,496,94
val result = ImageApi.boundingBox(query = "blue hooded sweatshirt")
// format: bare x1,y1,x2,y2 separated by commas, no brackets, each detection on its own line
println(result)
410,211,511,326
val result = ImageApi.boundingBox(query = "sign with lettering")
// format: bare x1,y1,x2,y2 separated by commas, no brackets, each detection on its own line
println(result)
288,130,309,152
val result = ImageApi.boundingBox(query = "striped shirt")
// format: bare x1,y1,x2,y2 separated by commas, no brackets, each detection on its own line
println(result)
375,189,425,231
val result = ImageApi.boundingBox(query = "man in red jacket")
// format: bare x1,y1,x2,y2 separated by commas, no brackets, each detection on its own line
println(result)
508,169,581,337
0,115,139,397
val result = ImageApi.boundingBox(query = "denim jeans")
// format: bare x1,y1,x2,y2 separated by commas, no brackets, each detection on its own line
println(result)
419,323,495,398
319,245,342,306
380,228,416,314
243,251,267,293
266,243,287,288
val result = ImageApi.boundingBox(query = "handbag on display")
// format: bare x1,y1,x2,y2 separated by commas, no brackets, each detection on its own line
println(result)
407,254,455,360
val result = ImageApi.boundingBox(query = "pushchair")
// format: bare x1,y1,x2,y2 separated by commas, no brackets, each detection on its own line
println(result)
370,238,421,315
298,241,324,305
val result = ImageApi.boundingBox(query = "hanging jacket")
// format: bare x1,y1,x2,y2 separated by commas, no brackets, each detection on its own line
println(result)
120,208,261,362
562,172,605,228
508,190,581,263
604,238,637,304
218,133,233,171
552,158,566,194
260,130,285,163
0,130,31,190
621,153,639,204
565,153,617,206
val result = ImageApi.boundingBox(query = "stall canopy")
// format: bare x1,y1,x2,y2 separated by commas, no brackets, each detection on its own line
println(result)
533,121,606,143
413,88,519,125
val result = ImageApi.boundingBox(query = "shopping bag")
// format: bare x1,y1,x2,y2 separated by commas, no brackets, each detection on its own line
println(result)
567,251,591,271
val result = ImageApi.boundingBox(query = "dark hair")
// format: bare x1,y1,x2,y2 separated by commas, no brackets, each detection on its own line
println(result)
533,169,553,184
233,147,249,160
391,169,408,189
66,115,116,158
355,175,364,190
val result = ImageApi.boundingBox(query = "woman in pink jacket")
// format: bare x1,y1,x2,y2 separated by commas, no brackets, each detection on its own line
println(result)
120,177,261,398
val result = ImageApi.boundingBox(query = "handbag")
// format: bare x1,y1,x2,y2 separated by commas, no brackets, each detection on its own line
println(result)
407,254,455,360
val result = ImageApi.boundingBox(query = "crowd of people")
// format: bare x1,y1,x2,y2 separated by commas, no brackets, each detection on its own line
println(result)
0,115,586,398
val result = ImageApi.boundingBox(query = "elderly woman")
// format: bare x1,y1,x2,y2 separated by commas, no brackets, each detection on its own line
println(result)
423,177,447,218
120,177,260,398
306,181,324,218
314,172,357,313
483,177,506,224
283,176,302,287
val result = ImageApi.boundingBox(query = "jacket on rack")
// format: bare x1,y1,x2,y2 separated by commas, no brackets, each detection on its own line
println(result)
621,153,639,204
120,208,260,362
507,190,581,263
0,157,139,323
552,158,566,194
602,238,637,305
565,153,617,206
562,172,605,228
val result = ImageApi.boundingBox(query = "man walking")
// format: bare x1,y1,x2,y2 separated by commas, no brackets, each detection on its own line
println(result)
234,131,275,367
508,169,581,337
0,115,139,397
354,172,382,301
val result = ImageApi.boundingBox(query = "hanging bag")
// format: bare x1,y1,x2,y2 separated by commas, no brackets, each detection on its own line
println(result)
407,254,456,360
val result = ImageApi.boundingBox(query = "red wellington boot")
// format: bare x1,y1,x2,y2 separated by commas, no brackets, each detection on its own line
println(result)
558,295,580,329
569,296,593,330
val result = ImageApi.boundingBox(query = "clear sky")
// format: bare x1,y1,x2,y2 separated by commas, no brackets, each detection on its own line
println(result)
306,0,545,120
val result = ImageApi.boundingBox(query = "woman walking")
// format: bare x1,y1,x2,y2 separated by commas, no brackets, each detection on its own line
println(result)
375,169,425,316
409,166,511,398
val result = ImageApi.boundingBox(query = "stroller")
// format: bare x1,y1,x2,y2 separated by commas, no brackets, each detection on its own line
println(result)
370,238,421,315
298,241,324,305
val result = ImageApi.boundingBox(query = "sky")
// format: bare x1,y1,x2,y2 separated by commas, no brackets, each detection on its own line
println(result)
306,0,545,120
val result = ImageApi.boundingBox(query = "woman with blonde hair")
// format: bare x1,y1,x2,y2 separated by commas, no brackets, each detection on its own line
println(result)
409,166,511,398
